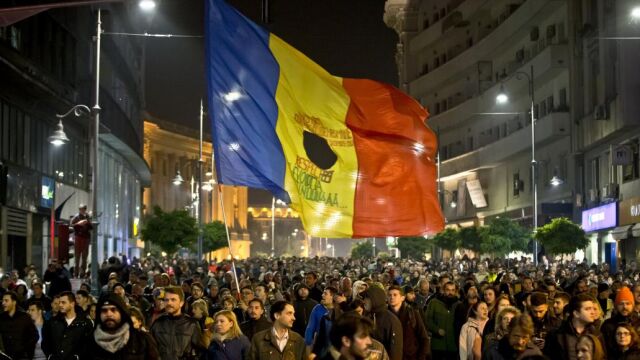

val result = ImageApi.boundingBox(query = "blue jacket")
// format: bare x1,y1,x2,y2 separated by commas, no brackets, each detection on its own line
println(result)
304,304,328,346
207,335,251,360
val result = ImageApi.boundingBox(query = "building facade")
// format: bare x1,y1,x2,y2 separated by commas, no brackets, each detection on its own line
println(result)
0,4,150,274
385,0,640,264
143,118,251,259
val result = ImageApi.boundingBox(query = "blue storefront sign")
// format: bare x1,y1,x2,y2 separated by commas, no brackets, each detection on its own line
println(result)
581,202,617,232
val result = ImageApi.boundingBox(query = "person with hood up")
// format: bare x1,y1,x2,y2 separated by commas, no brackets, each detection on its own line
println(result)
363,284,403,360
89,292,159,360
425,281,460,359
293,283,318,336
352,280,368,301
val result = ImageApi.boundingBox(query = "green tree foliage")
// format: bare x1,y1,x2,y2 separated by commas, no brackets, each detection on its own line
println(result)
141,206,198,254
459,227,482,253
202,221,228,254
397,236,432,259
479,217,530,256
351,241,374,259
535,217,589,255
431,228,460,252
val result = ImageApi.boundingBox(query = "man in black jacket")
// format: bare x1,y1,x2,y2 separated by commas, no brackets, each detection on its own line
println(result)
241,298,272,341
364,286,403,360
0,291,38,360
527,292,561,350
388,285,429,360
543,293,603,360
90,293,159,360
293,283,318,336
151,286,207,360
601,286,640,354
42,291,93,360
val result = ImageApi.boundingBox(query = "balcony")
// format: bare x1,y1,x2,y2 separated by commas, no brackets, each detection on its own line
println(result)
410,0,565,97
440,111,570,179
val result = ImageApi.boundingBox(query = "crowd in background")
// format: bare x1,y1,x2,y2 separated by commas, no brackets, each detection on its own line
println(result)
0,254,640,359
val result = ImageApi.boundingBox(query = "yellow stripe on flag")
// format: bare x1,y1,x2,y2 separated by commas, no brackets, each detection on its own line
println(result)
270,35,357,238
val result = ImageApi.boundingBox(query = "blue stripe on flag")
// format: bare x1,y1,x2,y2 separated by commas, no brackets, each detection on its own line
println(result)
205,0,289,201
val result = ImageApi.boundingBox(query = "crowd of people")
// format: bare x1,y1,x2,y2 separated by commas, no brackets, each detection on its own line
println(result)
0,254,640,359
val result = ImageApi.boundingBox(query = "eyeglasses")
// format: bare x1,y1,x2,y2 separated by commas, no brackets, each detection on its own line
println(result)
616,332,631,337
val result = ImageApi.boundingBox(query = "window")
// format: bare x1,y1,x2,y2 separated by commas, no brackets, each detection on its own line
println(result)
467,137,474,151
591,157,600,191
559,88,567,110
547,96,554,113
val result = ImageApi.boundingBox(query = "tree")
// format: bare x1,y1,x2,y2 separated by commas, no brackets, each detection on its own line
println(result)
351,241,374,259
141,206,198,255
479,217,530,257
202,221,228,254
431,228,460,252
535,217,589,255
397,236,432,259
459,227,482,253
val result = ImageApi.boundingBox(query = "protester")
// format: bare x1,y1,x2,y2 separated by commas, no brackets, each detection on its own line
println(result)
575,334,605,360
241,298,272,341
321,313,374,360
426,281,459,359
90,293,159,359
150,286,207,360
481,314,542,359
527,291,561,350
364,285,403,360
0,291,39,360
459,301,489,360
248,300,308,360
27,301,46,360
387,285,429,360
601,286,640,354
41,291,94,360
293,283,318,336
610,323,640,360
483,306,520,352
207,310,251,360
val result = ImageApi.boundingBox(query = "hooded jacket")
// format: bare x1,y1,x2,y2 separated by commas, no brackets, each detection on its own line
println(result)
424,293,460,353
365,286,403,360
89,293,159,360
292,284,318,336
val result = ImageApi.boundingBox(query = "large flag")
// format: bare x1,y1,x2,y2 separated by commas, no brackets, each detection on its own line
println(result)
205,0,444,238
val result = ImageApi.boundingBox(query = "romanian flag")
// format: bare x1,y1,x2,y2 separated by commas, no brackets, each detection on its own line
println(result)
205,0,444,238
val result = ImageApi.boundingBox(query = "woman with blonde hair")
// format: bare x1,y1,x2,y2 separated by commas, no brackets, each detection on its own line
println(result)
206,310,251,360
482,306,521,353
576,334,606,360
191,299,214,333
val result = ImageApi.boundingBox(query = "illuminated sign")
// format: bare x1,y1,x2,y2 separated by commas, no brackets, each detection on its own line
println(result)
581,202,617,232
41,176,54,208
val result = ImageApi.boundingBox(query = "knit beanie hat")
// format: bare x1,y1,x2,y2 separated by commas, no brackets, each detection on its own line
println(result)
615,286,635,305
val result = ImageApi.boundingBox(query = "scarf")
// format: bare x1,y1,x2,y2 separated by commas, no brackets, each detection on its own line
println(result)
94,322,131,353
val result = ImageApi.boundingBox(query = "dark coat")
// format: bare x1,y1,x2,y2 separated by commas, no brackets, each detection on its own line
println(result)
43,267,72,297
389,302,429,360
601,313,640,355
90,328,159,360
530,310,562,350
543,319,603,360
248,328,308,360
151,313,207,360
482,337,543,360
365,286,403,360
292,297,318,336
0,310,38,360
42,313,94,360
241,317,272,341
206,335,251,360
610,347,640,360
424,294,460,353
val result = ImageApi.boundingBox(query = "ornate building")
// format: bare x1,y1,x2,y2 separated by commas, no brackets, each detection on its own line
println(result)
143,116,250,259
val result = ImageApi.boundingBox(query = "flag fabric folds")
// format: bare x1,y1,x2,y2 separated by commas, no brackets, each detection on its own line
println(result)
205,0,444,238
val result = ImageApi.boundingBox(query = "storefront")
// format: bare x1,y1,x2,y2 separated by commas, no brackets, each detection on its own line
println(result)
581,202,618,266
616,197,640,263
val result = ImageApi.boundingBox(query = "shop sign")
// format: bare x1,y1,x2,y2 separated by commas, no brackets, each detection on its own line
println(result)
581,202,617,232
619,197,640,226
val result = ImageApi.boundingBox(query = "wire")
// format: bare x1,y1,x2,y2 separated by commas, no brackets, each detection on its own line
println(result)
102,32,203,38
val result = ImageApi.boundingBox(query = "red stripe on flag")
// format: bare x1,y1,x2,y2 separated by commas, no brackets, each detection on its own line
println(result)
343,78,444,237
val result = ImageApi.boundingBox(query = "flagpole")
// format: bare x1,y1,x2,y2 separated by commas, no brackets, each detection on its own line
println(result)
217,184,240,294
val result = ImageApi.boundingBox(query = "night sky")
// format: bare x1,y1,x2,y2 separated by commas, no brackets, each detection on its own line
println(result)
144,0,399,131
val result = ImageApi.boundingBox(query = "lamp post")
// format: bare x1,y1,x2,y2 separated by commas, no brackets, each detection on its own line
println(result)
271,198,286,257
496,65,538,265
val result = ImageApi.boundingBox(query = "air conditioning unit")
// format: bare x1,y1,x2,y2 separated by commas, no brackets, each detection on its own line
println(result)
594,104,609,120
601,183,619,201
588,188,599,203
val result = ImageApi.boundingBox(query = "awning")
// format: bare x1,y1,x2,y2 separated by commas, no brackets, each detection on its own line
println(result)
611,225,632,240
633,223,640,238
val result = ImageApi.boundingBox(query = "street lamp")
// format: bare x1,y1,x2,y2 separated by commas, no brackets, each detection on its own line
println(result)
632,6,640,20
47,3,155,294
138,0,156,11
271,197,286,257
172,171,185,186
550,175,564,187
496,65,539,265
327,243,335,257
